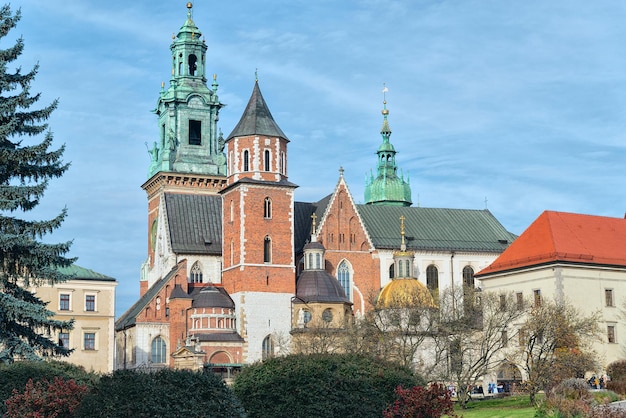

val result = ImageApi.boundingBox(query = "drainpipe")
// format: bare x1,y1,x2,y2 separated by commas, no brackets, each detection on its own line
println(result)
450,252,456,313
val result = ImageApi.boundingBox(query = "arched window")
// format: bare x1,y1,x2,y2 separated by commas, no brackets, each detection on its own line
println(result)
315,253,321,269
405,260,411,277
308,253,313,269
389,264,394,279
262,335,274,360
264,197,272,219
264,149,270,171
264,236,271,263
322,308,333,322
426,264,439,290
243,150,249,172
229,200,234,222
398,260,404,277
188,54,197,76
190,262,203,283
463,265,475,288
337,261,351,300
151,336,167,364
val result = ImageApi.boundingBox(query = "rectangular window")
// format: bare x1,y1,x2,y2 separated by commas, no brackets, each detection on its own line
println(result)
608,325,616,343
606,289,614,307
516,292,524,310
85,295,96,312
499,294,506,311
84,333,96,350
189,120,201,145
533,289,542,307
501,330,508,347
59,332,69,349
60,294,70,311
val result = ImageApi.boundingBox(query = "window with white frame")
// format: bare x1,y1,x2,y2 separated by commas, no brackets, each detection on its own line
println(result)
84,332,96,350
608,325,617,343
190,262,203,283
606,289,614,307
59,332,70,349
85,294,96,312
262,335,274,360
151,336,167,363
59,293,70,311
337,261,351,300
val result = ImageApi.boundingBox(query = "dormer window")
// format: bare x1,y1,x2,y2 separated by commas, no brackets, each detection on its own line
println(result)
189,120,201,145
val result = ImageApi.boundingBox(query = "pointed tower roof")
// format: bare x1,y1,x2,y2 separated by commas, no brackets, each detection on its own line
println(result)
364,90,412,207
477,211,626,277
227,80,288,140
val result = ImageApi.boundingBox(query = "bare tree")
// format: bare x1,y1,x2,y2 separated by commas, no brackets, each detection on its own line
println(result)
515,299,600,406
430,286,526,409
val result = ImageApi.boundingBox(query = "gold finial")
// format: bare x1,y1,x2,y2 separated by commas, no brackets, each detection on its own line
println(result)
172,33,176,40
213,73,217,80
161,81,165,89
191,30,195,40
311,213,317,235
187,2,193,9
382,83,389,115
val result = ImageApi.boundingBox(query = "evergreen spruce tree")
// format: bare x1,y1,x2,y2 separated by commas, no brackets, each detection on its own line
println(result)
0,4,75,362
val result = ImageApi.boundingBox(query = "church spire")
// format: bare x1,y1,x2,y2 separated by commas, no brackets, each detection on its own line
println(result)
364,85,412,206
148,2,226,178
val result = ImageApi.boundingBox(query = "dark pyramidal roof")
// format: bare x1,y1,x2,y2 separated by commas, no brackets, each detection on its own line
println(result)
227,81,288,140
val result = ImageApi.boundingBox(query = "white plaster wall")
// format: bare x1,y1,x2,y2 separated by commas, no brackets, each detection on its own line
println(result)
135,323,170,367
232,291,293,363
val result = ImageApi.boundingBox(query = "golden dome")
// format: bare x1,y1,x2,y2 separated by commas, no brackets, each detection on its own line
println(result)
377,278,437,309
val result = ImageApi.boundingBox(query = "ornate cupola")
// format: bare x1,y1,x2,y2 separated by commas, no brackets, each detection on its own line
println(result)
377,216,435,309
364,88,412,206
148,2,227,178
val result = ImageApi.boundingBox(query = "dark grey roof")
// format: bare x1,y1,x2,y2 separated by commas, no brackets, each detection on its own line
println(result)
357,205,517,253
190,286,235,309
195,332,245,343
296,270,351,304
169,284,191,299
115,265,180,331
165,193,222,255
226,81,288,141
294,195,331,254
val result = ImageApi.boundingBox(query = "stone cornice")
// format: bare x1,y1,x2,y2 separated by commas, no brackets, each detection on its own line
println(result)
142,172,227,198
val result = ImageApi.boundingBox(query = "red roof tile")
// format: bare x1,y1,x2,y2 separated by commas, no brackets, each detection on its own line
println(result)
477,211,626,276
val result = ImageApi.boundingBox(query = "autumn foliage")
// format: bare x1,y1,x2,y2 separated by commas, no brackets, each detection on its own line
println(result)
382,383,457,418
4,377,89,418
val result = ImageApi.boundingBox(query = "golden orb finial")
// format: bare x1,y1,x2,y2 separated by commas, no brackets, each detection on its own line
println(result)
187,2,193,9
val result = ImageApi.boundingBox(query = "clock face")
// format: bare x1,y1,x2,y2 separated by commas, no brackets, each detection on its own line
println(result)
150,218,158,250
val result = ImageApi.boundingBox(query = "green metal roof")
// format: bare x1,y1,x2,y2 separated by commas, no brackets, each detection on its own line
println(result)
57,264,115,282
357,205,517,252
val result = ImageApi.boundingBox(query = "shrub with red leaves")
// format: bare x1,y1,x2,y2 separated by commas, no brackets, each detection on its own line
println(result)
4,376,89,418
382,383,458,418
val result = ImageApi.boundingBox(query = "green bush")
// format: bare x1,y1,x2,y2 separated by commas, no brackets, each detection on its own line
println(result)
75,368,245,418
233,353,423,418
0,361,98,414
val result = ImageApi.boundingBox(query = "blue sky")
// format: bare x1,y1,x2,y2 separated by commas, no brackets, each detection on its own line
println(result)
9,1,626,316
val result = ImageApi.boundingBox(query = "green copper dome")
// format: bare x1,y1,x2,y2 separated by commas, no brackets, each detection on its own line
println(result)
364,100,412,206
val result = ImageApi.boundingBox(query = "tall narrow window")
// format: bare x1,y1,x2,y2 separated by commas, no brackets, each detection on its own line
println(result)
516,292,524,310
85,295,95,312
243,150,249,171
308,253,313,269
264,150,270,171
264,236,271,263
337,261,351,300
264,197,272,219
84,333,96,350
60,294,70,311
315,253,321,269
501,330,508,347
606,289,614,307
190,262,203,283
462,266,475,287
533,289,542,307
151,336,167,363
499,294,506,311
189,120,201,145
426,265,439,290
262,335,274,360
188,54,197,76
280,152,285,174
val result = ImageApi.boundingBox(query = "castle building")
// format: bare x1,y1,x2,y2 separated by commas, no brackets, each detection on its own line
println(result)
114,3,516,371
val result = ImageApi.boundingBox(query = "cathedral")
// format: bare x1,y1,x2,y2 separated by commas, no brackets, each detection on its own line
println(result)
114,3,516,372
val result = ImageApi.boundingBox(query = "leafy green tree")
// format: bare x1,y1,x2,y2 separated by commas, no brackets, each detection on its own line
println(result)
233,353,423,418
0,4,74,362
75,369,245,418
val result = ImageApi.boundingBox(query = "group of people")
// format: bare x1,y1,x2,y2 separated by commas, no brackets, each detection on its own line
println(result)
588,375,607,389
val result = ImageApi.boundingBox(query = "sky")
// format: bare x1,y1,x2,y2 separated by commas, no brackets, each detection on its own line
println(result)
7,0,626,317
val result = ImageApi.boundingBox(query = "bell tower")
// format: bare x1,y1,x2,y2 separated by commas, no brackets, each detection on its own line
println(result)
148,2,226,178
220,79,296,362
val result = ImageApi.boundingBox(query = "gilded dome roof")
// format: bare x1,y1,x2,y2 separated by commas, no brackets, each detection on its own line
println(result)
376,278,436,309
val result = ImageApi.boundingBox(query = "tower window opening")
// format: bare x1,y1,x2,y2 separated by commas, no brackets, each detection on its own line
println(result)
189,120,201,145
264,197,272,219
264,149,270,171
190,262,203,283
264,236,271,263
188,54,197,76
243,150,249,172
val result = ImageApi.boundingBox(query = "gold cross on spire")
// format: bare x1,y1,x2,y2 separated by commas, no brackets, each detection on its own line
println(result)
400,215,406,247
311,213,317,235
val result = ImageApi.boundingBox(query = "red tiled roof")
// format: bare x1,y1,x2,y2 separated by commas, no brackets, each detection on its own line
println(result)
476,211,626,276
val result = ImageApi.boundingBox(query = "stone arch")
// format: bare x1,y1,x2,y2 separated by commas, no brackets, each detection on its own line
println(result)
209,351,232,364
